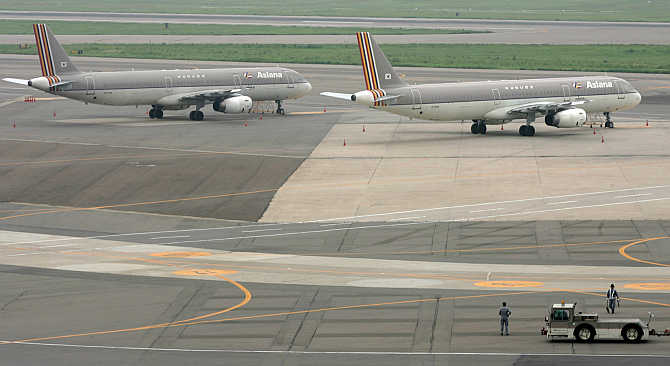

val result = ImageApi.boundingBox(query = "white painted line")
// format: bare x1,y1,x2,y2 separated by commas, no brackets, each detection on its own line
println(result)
546,200,578,205
614,193,652,199
40,244,75,248
319,223,350,227
160,222,428,246
241,228,283,233
470,208,502,213
6,252,42,257
467,197,670,221
150,235,190,240
388,216,425,222
7,342,670,357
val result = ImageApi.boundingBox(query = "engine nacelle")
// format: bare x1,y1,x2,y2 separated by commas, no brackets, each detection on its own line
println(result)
351,90,374,106
545,108,586,128
213,96,252,113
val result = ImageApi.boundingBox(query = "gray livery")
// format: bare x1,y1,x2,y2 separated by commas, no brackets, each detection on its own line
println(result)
322,32,641,136
3,24,312,121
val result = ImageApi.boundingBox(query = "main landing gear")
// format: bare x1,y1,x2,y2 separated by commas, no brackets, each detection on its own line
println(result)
519,125,535,136
275,100,285,116
604,112,614,128
470,120,487,135
189,104,205,121
148,106,163,119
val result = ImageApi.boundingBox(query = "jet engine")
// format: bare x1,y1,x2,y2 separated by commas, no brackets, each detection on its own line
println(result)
545,108,586,128
213,96,253,113
350,90,375,106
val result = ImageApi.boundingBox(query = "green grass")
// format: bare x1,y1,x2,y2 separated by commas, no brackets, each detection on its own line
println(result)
2,43,670,74
0,20,487,35
0,0,668,22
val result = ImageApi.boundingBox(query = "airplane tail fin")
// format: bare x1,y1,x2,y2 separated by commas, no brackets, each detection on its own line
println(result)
33,24,79,76
356,32,407,91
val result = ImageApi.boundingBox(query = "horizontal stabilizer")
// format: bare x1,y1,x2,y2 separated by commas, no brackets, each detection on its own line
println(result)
320,92,353,101
2,78,29,85
375,94,400,102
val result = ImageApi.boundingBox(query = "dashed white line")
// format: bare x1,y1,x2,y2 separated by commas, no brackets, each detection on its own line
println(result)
6,252,42,257
242,228,283,233
614,193,652,199
547,200,578,205
150,235,190,240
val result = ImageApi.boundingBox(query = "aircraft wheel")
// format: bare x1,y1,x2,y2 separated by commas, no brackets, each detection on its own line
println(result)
149,109,156,119
471,123,480,134
605,121,614,128
519,125,527,136
195,111,204,121
155,109,163,119
528,126,535,136
479,124,487,135
188,111,196,121
278,108,286,116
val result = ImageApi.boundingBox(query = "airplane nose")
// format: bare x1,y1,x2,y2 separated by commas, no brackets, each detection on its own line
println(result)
305,81,312,93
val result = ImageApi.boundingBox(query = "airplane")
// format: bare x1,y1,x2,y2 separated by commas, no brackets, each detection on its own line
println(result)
321,32,642,136
3,24,312,121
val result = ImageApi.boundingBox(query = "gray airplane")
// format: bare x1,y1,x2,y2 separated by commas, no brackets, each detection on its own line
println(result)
3,24,312,120
322,32,641,136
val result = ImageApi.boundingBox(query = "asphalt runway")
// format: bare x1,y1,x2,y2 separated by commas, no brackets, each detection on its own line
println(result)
1,55,670,365
1,11,670,44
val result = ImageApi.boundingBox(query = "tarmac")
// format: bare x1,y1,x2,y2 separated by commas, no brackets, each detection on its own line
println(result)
1,55,670,365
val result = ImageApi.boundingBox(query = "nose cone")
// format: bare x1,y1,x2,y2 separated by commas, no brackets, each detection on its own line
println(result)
634,91,642,106
306,81,312,93
29,77,50,91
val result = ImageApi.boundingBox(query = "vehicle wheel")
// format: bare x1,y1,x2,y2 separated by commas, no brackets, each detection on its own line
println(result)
622,325,643,343
519,125,528,136
188,111,196,121
528,126,535,136
155,109,163,119
479,124,487,135
471,123,480,134
575,325,595,342
149,109,156,119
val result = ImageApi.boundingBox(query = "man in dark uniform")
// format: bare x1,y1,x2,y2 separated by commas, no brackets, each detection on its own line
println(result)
606,283,620,314
499,301,511,336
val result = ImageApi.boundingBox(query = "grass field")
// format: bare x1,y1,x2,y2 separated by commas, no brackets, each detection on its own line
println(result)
0,0,668,22
2,43,669,74
0,20,486,35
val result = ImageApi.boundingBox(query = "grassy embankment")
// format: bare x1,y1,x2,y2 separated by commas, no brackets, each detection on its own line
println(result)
0,20,487,35
0,0,668,22
2,43,669,74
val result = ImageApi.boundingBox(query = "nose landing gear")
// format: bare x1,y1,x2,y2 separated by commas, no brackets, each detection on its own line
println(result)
604,112,614,128
275,100,285,116
471,120,487,135
148,106,164,119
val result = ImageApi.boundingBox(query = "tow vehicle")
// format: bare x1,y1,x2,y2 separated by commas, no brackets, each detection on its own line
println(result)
541,302,666,342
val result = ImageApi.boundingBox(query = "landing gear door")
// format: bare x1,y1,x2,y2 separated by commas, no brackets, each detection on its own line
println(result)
85,75,95,95
410,88,422,110
491,88,501,105
561,85,571,102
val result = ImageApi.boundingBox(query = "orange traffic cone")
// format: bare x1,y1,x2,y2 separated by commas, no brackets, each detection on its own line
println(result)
363,125,366,132
601,136,605,143
593,128,596,135
646,120,649,127
323,106,327,112
343,138,347,146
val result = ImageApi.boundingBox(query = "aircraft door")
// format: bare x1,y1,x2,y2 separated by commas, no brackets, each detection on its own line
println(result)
561,85,571,102
410,88,422,110
615,81,626,100
85,75,95,95
287,73,295,89
491,88,501,105
163,76,173,92
233,74,242,88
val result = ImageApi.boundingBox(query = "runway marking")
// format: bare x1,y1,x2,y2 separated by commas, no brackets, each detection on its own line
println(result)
388,216,425,221
546,200,578,205
469,208,502,213
618,237,670,267
173,269,237,276
241,228,282,233
319,222,350,227
6,252,42,257
150,235,190,240
150,251,211,258
0,270,252,345
614,193,652,199
0,188,279,223
624,283,670,291
473,280,543,288
40,244,74,248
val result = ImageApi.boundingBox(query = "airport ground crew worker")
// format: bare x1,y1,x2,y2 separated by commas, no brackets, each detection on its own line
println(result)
499,302,511,336
606,284,620,314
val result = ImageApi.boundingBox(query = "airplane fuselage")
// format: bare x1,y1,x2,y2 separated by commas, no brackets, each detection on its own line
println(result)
370,76,641,123
32,67,311,109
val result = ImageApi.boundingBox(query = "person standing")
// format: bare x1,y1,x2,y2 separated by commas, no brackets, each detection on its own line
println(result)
606,283,620,314
499,301,511,336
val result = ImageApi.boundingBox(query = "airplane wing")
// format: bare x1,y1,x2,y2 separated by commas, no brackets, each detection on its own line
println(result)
2,78,29,86
508,100,589,114
157,88,243,107
320,92,352,101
